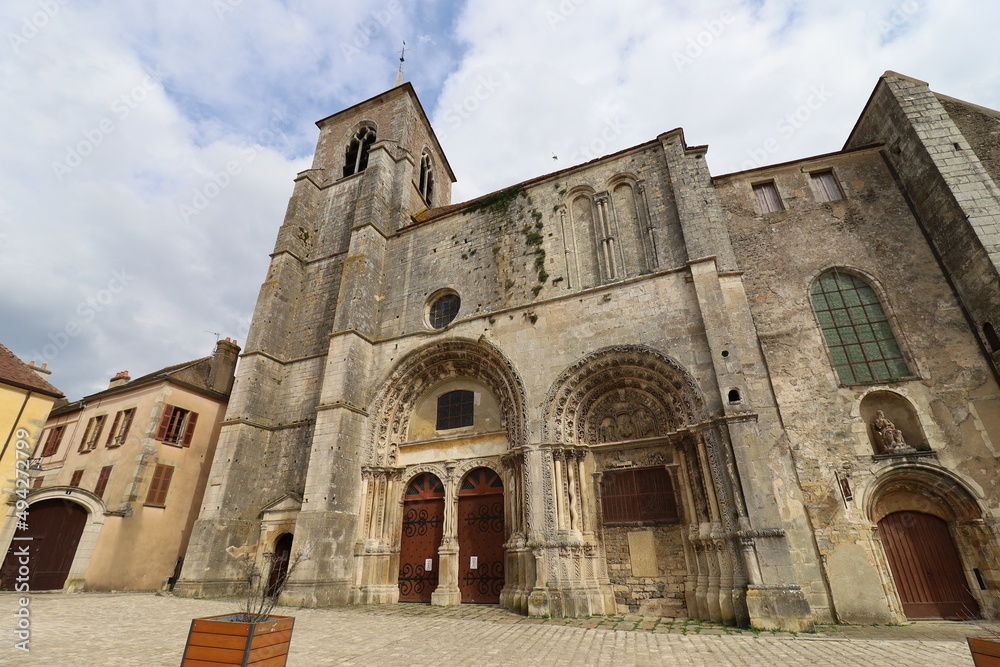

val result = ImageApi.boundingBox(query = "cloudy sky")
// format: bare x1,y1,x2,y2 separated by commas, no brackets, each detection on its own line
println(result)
1,0,998,400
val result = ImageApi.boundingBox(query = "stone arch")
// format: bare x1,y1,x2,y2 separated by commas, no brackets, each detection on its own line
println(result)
543,345,705,443
866,465,983,524
453,457,504,481
401,463,449,491
367,338,527,465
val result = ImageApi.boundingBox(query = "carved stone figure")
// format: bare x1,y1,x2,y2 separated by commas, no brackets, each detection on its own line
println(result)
872,410,908,452
598,416,618,443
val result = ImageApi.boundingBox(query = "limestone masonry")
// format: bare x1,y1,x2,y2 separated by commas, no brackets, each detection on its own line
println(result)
175,71,1000,630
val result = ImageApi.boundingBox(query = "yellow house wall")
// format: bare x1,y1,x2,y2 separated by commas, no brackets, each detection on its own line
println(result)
0,384,58,506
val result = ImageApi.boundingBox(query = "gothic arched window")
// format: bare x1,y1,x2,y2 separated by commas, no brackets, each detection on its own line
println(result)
810,270,911,384
343,126,376,178
418,152,434,204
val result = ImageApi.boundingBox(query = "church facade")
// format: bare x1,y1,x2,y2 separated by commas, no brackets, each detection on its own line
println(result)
175,71,1000,630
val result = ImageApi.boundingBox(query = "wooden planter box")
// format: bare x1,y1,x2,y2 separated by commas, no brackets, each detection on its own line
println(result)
969,637,1000,667
180,614,294,666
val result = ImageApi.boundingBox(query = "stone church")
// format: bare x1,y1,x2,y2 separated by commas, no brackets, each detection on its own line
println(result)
176,71,1000,630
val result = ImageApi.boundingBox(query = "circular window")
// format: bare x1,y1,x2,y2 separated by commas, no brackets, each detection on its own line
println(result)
428,292,460,329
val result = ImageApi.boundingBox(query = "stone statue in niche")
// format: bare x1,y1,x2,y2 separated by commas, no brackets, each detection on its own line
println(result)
871,411,911,453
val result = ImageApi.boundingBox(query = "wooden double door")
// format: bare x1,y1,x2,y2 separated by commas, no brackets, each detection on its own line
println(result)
0,499,88,591
398,468,505,604
878,511,980,620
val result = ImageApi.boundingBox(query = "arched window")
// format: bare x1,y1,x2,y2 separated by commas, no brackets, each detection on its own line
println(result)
418,152,434,204
342,126,376,178
436,389,474,430
984,322,1000,352
810,270,910,384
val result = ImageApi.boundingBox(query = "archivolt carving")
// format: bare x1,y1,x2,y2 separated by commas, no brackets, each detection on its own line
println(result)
453,458,503,481
401,464,447,490
542,345,704,443
367,338,528,465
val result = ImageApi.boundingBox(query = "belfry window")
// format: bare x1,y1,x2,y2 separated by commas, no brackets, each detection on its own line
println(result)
436,390,474,430
810,270,910,384
419,152,434,204
343,126,376,178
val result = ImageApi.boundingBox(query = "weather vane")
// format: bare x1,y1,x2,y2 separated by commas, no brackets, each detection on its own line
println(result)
394,40,407,86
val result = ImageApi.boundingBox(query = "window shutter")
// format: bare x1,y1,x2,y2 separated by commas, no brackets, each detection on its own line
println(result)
106,412,122,446
41,427,63,457
119,409,134,444
94,465,113,499
156,406,174,441
146,464,174,506
70,469,84,487
182,411,198,447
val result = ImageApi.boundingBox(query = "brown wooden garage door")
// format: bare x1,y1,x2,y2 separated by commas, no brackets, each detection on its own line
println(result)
878,511,980,620
0,499,88,591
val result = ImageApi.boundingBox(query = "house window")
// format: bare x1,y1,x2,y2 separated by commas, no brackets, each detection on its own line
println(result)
78,415,106,452
31,477,43,489
105,408,135,447
342,126,376,178
156,405,199,447
145,464,174,507
94,465,113,499
418,152,434,204
601,467,678,524
752,181,784,213
429,292,460,329
811,170,844,202
69,469,84,487
811,270,911,384
436,390,474,430
40,425,65,457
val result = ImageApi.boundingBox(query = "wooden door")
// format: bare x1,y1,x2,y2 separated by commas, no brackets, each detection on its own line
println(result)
398,473,444,602
457,468,504,603
0,499,88,591
878,511,980,619
266,533,293,597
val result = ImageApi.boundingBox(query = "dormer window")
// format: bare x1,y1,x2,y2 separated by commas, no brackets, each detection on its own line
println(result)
419,152,434,204
343,126,376,178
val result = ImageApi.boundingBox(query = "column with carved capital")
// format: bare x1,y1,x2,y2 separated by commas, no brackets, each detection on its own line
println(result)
432,460,462,606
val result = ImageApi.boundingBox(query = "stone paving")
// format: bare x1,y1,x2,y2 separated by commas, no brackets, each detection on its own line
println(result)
1,592,997,665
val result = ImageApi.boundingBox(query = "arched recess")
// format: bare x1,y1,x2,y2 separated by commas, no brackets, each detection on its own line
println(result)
859,391,929,453
0,488,106,591
867,467,986,620
366,338,528,466
567,188,602,288
542,344,705,443
608,176,650,276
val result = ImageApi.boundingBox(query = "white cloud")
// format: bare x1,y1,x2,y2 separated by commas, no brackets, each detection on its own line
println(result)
2,0,999,397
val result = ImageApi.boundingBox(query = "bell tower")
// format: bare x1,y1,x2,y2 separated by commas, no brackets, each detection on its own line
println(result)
176,82,455,603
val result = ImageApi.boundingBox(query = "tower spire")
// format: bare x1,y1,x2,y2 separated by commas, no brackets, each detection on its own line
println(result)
394,40,407,87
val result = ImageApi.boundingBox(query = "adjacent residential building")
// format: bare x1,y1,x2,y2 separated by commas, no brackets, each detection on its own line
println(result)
0,338,239,592
0,344,63,507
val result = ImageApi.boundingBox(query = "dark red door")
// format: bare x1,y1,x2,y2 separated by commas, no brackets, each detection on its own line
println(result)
398,473,444,602
266,533,293,597
457,468,504,603
0,499,88,591
878,511,981,619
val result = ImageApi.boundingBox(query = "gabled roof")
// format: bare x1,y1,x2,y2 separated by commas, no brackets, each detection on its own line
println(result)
0,343,63,398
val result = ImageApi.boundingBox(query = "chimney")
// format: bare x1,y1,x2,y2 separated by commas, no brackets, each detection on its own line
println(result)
109,370,131,389
27,361,53,380
209,337,241,395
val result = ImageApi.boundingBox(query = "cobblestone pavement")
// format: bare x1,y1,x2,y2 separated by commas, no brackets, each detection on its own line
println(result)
2,592,997,666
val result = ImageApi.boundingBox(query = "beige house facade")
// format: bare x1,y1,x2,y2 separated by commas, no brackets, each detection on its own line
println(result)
175,72,1000,629
0,339,239,592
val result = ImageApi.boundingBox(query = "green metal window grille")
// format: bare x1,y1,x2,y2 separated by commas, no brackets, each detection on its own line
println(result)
810,271,910,384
